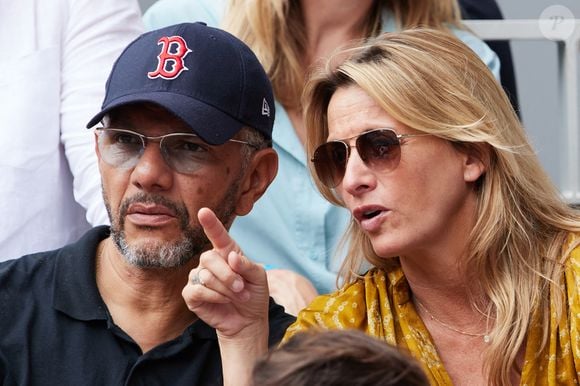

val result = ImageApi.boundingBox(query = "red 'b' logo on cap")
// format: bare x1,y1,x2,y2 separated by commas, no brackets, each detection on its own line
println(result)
148,36,192,80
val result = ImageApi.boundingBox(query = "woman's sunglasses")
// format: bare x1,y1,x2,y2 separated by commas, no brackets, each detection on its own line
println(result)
311,128,429,188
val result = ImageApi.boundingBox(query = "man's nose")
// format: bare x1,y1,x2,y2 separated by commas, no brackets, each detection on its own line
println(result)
129,141,174,192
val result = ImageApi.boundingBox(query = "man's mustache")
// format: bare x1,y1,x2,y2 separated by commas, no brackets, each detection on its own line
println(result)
118,192,190,228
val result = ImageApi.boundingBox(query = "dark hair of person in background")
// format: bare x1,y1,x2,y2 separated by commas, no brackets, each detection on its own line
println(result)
252,329,429,386
459,0,520,117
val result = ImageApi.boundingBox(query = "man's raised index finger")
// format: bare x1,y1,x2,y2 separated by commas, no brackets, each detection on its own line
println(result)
197,207,239,255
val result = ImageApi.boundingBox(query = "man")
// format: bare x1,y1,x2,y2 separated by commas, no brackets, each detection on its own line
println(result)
0,22,294,385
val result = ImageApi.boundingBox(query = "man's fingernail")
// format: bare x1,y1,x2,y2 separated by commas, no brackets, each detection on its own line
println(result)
232,278,244,292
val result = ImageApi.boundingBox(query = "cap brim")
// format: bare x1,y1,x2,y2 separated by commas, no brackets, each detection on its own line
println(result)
86,92,244,145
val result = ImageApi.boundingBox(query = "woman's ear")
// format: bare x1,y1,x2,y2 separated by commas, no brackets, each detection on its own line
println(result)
235,148,279,216
462,143,488,183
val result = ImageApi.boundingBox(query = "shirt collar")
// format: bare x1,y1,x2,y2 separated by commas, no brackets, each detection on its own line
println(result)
384,259,412,305
51,226,221,341
52,226,111,321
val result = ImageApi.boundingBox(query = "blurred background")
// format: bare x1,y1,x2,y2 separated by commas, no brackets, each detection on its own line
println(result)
137,0,580,202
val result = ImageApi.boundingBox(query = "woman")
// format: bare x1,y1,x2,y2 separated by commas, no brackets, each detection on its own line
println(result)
285,28,580,385
183,29,580,386
144,0,499,296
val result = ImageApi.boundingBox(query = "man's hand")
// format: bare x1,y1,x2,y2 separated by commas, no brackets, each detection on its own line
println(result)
182,207,270,338
183,208,271,386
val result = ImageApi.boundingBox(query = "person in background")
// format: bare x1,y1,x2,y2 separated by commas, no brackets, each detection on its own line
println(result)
143,0,500,299
0,23,294,385
459,0,520,115
182,29,580,385
0,0,143,260
252,329,429,386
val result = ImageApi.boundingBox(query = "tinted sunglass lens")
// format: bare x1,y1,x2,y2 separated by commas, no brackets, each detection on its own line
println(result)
357,130,400,168
313,142,348,187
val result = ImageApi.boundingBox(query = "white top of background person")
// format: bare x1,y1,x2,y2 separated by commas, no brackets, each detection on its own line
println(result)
0,0,143,259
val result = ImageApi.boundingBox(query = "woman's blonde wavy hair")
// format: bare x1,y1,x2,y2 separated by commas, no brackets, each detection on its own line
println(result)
303,28,580,385
222,0,462,111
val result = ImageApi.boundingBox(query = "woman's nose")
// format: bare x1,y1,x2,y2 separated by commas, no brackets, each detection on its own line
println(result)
340,147,376,196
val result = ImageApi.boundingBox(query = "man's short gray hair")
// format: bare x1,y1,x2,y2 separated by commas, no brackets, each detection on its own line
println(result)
238,127,272,169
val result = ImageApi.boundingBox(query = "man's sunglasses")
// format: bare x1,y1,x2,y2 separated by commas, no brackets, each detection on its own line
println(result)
311,128,429,188
95,128,256,174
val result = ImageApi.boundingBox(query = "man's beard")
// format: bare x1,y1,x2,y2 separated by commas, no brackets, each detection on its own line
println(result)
103,179,240,269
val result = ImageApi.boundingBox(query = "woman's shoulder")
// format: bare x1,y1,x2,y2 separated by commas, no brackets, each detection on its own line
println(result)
282,266,405,337
143,0,226,31
282,273,371,340
561,232,580,311
563,232,580,268
299,270,375,309
379,9,500,81
449,27,500,78
284,268,408,341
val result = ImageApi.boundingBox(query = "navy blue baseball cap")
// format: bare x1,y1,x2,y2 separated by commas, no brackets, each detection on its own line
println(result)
86,22,275,145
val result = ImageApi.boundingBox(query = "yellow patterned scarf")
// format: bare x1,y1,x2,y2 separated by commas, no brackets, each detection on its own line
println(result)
284,233,580,385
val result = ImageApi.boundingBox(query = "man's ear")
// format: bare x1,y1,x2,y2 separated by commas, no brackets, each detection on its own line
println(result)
462,143,488,183
235,148,278,216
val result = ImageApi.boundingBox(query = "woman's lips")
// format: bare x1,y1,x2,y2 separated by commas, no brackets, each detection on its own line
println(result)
353,205,389,233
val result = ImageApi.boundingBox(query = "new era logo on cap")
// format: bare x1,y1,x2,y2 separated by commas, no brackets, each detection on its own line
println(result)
86,22,275,145
261,98,270,117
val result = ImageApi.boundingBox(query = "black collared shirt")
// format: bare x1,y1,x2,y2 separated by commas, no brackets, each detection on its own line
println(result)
0,226,295,386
